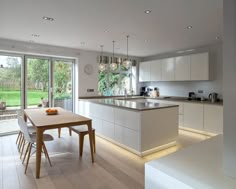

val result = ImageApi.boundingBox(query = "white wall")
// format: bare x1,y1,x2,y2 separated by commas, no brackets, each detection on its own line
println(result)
139,44,223,99
223,0,236,179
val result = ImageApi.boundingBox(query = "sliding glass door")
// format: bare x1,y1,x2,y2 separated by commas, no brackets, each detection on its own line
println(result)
53,59,74,111
26,57,50,108
0,54,23,135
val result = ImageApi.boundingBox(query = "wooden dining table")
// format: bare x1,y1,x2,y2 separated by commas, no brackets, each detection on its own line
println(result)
24,107,94,178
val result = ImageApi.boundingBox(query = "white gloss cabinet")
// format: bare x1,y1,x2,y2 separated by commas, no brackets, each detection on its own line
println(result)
183,103,204,130
139,61,150,82
190,52,209,80
175,55,191,80
161,58,175,81
150,60,162,81
78,100,178,156
203,105,223,134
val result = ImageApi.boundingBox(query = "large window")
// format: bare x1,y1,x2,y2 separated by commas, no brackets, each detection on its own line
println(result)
98,58,137,96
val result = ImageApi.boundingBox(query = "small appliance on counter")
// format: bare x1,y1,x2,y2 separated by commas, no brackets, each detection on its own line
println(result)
151,88,159,98
140,87,148,96
209,93,218,103
188,92,196,100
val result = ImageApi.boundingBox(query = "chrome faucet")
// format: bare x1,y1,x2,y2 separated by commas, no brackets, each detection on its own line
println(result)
124,88,128,97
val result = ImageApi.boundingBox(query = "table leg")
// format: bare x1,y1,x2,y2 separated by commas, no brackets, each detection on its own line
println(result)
36,128,44,178
87,120,94,163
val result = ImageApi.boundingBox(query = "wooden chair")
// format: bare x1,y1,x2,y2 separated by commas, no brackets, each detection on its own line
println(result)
17,115,54,174
70,125,96,157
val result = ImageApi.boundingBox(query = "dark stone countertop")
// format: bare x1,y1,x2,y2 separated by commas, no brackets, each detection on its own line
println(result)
79,95,223,106
80,98,178,111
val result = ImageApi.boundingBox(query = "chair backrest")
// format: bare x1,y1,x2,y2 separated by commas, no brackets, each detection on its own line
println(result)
17,115,33,143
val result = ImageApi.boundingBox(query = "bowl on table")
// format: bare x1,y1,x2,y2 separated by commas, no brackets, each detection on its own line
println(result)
45,108,58,115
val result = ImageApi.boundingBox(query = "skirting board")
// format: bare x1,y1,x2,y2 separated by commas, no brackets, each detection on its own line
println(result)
95,133,177,157
179,127,218,137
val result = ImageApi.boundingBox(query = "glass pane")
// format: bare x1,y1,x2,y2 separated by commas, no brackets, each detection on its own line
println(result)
53,60,73,111
0,55,22,134
98,71,109,95
109,73,120,95
120,73,131,93
26,58,49,108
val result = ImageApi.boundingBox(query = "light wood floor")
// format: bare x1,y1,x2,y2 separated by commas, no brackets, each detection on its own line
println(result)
0,129,210,189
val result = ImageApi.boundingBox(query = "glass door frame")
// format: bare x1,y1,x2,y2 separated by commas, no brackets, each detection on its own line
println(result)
51,57,75,111
24,55,75,111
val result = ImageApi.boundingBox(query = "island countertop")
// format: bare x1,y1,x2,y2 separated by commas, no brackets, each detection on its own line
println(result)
79,98,178,111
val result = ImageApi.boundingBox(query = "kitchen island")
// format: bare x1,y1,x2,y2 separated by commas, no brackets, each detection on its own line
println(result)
78,99,178,156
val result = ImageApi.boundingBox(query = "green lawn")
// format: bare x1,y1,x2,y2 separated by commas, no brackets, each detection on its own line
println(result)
0,90,48,106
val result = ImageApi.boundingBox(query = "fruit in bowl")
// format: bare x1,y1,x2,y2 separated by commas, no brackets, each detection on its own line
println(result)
45,108,58,115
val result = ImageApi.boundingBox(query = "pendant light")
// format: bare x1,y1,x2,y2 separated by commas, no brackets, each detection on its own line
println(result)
122,35,132,69
99,45,106,72
110,40,117,71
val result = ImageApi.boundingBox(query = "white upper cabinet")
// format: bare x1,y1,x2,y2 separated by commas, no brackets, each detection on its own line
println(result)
139,61,150,82
190,52,209,80
175,55,191,81
161,58,175,81
150,60,162,81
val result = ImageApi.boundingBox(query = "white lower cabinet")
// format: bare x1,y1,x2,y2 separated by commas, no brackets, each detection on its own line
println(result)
123,127,140,151
114,124,124,144
203,105,223,134
100,120,115,140
183,103,204,130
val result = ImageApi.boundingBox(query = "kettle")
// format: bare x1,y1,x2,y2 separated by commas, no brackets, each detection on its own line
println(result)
209,93,218,102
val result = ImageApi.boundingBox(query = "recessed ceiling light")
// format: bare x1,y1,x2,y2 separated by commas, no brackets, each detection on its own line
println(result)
144,39,149,43
145,10,151,14
216,36,220,40
176,50,185,54
104,30,109,33
186,26,193,29
43,16,54,21
185,49,195,52
31,34,40,37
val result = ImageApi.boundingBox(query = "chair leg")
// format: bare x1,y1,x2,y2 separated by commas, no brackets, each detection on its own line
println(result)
25,143,33,174
58,128,61,138
22,143,30,164
79,133,85,157
20,140,26,159
16,131,21,144
20,138,26,155
18,136,24,152
42,143,52,167
69,127,72,136
92,130,96,153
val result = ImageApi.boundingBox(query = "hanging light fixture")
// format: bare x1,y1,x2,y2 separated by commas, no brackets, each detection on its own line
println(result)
122,35,132,69
99,45,106,72
110,40,118,71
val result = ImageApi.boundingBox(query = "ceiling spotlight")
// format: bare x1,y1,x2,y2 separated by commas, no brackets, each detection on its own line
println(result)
104,30,109,33
43,16,54,21
144,39,149,43
145,10,151,14
185,49,195,52
176,51,185,54
186,26,193,29
31,34,40,37
216,36,220,40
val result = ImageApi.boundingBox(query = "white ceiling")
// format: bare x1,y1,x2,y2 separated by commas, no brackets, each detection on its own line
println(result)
0,0,223,57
